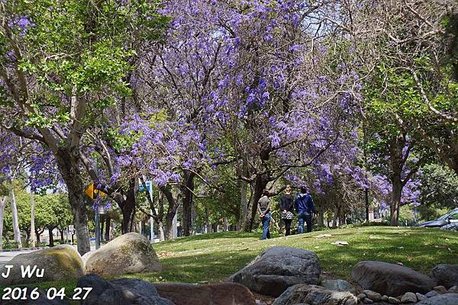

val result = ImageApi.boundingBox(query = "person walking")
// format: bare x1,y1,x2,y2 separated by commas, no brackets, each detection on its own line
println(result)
295,186,316,233
279,185,294,236
257,190,271,240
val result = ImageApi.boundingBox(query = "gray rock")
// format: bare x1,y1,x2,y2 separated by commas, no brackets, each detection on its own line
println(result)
81,250,95,265
230,246,321,297
381,295,389,301
431,264,458,289
85,232,161,277
351,261,435,296
320,279,355,293
433,285,447,294
363,298,374,304
416,293,426,301
425,291,439,298
387,296,400,304
448,286,458,293
400,292,417,303
154,282,256,305
415,293,458,305
364,290,382,301
272,284,357,305
111,278,159,300
77,274,174,305
0,245,84,285
357,293,367,301
77,273,114,297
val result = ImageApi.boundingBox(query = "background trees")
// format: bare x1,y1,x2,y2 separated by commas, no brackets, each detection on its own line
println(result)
0,0,456,246
0,0,168,254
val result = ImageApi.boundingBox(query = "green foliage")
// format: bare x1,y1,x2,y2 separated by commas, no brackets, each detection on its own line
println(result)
0,182,9,196
1,0,169,128
419,163,458,210
194,171,240,229
105,127,140,153
365,64,427,131
398,204,416,226
3,183,72,237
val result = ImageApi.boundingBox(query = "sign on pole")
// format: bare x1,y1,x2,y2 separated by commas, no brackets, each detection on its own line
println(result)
85,183,107,199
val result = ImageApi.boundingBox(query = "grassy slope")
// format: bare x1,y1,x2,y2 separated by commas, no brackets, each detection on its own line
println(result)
2,226,457,302
130,226,458,283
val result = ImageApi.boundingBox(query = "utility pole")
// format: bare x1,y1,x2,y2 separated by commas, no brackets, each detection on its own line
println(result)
30,192,36,248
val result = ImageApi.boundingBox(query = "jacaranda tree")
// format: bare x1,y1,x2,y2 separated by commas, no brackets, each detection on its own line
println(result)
0,0,168,254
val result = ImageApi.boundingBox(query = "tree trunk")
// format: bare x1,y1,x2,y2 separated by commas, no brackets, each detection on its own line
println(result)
25,229,30,245
0,196,7,251
55,150,90,255
160,186,180,240
365,187,370,222
182,170,195,236
36,229,42,243
105,216,110,241
156,220,165,241
238,179,248,231
248,174,269,231
30,193,36,248
388,137,405,227
332,208,338,228
48,227,54,247
165,213,174,240
390,177,402,226
119,178,136,234
9,188,22,249
152,189,165,241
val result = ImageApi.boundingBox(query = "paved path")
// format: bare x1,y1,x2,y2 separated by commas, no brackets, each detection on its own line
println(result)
0,244,87,266
0,250,38,264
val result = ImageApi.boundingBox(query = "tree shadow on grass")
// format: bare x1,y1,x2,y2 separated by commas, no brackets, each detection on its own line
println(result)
123,251,258,284
150,227,458,282
160,231,259,243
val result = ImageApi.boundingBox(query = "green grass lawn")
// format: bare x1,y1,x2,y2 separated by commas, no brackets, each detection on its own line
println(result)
128,226,458,284
2,226,457,303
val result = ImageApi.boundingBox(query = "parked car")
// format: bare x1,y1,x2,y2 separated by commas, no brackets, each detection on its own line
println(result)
418,208,458,230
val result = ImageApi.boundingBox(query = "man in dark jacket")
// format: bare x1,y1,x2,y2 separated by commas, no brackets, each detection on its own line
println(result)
295,186,316,233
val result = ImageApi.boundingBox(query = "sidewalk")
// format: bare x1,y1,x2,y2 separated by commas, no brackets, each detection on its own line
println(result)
0,245,78,265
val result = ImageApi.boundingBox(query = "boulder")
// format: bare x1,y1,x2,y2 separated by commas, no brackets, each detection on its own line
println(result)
400,292,417,303
351,261,435,296
272,284,357,305
433,285,447,293
415,293,458,305
431,264,458,288
387,296,400,304
77,274,174,305
416,293,427,301
363,290,382,301
320,279,355,293
154,282,256,305
230,246,321,297
81,250,95,266
0,245,84,285
425,291,439,298
85,232,161,276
